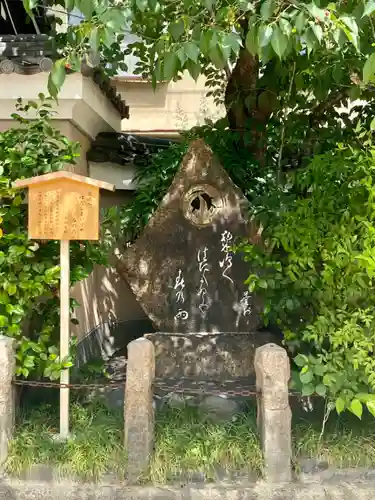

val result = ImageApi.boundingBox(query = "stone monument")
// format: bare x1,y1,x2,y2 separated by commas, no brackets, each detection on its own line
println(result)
120,139,262,334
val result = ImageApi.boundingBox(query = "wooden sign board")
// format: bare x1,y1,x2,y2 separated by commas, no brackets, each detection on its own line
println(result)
29,180,99,241
13,170,115,439
13,171,115,241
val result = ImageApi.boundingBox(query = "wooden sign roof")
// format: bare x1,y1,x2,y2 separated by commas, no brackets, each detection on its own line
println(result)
13,171,115,191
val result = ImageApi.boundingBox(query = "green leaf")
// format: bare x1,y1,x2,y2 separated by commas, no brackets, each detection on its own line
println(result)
0,316,8,327
279,18,292,37
304,27,317,54
208,46,225,68
341,16,359,36
295,11,306,33
306,2,326,22
223,32,241,56
154,59,163,82
102,27,117,48
311,23,323,43
104,9,127,31
51,60,66,92
367,400,375,417
336,397,345,414
302,383,314,396
136,0,148,12
200,30,213,54
349,399,363,419
65,0,75,12
300,370,313,384
24,356,35,369
371,117,375,130
246,25,259,55
169,20,185,41
259,25,273,47
363,0,375,17
47,74,58,99
363,53,375,83
260,0,275,21
7,284,17,296
23,0,38,14
184,42,200,63
76,0,94,18
176,47,187,65
271,25,288,59
315,384,327,397
186,60,201,81
163,52,179,80
313,364,325,376
294,354,308,367
341,16,359,50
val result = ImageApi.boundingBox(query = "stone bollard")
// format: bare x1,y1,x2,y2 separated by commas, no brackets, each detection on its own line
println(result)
255,343,292,483
124,337,155,482
0,336,15,465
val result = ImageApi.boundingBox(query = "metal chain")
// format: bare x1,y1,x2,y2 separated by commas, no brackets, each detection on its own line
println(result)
153,379,259,397
12,379,125,390
152,380,319,399
12,378,319,398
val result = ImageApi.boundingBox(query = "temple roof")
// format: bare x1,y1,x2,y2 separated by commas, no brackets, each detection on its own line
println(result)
87,132,177,166
0,33,129,119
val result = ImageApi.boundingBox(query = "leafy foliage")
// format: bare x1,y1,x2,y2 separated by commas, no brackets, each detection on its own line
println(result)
29,0,375,131
0,97,112,380
40,0,371,80
115,117,375,418
236,122,375,418
21,0,375,415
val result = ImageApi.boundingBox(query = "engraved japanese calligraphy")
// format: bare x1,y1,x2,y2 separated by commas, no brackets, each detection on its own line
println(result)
173,268,189,321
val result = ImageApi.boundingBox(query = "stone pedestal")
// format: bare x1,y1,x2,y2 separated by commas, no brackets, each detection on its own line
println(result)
124,338,155,482
255,343,292,483
0,336,15,464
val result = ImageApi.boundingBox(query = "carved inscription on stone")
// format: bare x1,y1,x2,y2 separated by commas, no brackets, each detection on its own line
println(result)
29,180,99,240
121,140,262,333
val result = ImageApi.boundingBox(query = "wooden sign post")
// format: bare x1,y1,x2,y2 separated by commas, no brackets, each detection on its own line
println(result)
13,171,115,439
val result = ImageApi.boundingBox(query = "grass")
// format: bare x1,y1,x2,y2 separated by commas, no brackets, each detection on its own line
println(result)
150,405,262,483
6,399,375,483
5,399,127,481
292,406,375,469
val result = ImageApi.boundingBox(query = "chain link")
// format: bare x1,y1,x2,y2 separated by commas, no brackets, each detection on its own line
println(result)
12,378,318,398
153,378,259,397
12,379,125,390
152,379,318,399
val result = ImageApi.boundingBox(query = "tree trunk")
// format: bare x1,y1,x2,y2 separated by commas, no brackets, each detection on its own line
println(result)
224,47,274,164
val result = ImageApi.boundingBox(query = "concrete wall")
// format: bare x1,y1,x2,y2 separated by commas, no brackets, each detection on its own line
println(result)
70,190,148,340
115,73,225,134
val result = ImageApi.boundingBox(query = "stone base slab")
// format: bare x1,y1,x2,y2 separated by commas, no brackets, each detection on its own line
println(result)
145,332,281,379
1,478,375,500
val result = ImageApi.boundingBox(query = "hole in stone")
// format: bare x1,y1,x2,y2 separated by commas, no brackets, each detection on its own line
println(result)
191,196,201,212
183,185,223,226
201,193,215,211
190,193,215,213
